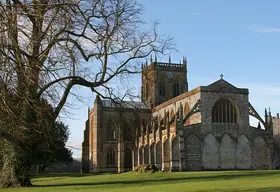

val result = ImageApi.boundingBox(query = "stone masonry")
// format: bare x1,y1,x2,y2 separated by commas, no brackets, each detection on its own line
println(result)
82,57,277,173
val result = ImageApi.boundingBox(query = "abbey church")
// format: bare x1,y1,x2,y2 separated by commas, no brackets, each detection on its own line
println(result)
82,57,279,173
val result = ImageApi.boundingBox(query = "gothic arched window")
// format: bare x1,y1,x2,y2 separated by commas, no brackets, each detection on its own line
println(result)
107,123,116,140
107,147,116,167
212,98,237,123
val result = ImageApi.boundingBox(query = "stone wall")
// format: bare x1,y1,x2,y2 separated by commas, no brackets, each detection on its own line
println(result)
183,130,272,170
185,133,201,170
82,120,89,173
252,136,269,169
274,140,280,169
202,134,219,169
273,117,280,137
220,134,235,169
235,135,251,169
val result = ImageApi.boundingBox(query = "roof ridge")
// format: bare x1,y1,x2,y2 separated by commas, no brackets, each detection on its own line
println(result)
206,78,237,89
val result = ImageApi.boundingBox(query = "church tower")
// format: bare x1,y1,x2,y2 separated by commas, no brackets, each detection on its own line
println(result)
141,55,188,108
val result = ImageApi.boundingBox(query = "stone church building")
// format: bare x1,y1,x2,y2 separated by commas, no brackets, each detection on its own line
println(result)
82,57,277,173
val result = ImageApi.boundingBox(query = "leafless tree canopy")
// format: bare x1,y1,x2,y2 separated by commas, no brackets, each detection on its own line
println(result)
0,0,173,116
0,0,173,187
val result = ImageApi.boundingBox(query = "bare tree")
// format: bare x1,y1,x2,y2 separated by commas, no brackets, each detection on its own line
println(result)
0,0,173,187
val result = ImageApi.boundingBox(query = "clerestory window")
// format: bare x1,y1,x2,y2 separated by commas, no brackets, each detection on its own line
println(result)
107,123,116,140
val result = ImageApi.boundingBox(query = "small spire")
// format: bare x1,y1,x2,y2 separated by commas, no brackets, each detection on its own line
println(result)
142,62,143,69
183,56,187,67
169,55,171,63
265,108,268,123
268,107,273,125
150,54,153,63
257,121,261,129
155,54,157,62
146,58,148,66
220,74,223,79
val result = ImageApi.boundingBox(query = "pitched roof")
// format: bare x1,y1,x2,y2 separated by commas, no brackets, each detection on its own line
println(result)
207,79,237,90
101,100,148,109
203,78,248,94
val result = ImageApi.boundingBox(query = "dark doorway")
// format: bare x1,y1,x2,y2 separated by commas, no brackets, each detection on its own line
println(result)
124,148,132,171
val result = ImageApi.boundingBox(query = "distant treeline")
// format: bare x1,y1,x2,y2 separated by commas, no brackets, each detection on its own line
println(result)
32,158,82,174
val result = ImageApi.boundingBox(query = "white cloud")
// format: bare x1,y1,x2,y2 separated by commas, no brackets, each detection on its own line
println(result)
191,12,201,16
213,81,280,127
245,84,280,102
246,25,280,33
243,83,280,117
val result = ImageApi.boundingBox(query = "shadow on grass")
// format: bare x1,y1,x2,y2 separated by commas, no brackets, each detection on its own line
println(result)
32,171,280,188
211,187,280,192
201,187,280,192
32,172,115,178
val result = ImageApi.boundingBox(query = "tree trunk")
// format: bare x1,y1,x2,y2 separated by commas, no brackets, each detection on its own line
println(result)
0,160,19,188
0,143,32,188
36,165,47,174
0,146,19,188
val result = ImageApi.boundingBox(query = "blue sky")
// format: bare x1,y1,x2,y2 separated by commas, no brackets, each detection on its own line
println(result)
66,0,280,157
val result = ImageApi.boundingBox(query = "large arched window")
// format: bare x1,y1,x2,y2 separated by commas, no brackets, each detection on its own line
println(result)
106,147,116,167
212,98,237,123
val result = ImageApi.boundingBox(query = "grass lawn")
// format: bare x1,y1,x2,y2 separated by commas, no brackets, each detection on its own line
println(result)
1,170,280,192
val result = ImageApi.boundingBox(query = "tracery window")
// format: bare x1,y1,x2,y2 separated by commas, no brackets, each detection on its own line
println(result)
106,147,116,167
212,98,237,123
